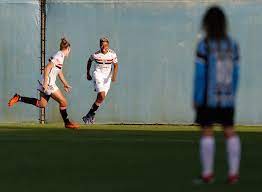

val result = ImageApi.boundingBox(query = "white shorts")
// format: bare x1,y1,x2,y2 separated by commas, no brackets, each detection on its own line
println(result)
37,80,59,96
93,71,112,94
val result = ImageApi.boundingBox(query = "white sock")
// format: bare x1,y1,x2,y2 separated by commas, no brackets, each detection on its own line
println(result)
226,135,241,176
200,136,215,177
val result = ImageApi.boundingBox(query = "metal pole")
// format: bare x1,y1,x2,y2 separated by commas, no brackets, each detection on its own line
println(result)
39,0,46,124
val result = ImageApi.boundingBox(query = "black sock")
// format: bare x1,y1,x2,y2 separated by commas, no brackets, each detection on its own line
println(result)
60,108,70,123
88,103,99,115
20,96,38,106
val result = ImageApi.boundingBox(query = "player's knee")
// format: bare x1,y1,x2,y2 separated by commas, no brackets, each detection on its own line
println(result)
96,98,103,104
100,94,106,101
201,127,214,136
38,101,47,108
41,103,48,108
97,93,105,103
59,100,67,107
224,127,235,138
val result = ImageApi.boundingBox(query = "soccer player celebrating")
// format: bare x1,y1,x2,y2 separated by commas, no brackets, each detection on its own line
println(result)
193,6,241,184
82,37,118,124
8,38,79,129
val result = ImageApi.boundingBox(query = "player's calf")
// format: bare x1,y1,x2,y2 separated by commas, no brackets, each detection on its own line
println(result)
58,101,79,129
59,106,79,129
59,101,69,125
83,92,106,125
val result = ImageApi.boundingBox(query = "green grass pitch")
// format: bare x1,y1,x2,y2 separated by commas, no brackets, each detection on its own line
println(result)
0,124,261,192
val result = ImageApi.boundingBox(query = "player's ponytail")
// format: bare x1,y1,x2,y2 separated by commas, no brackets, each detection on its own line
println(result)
60,38,70,50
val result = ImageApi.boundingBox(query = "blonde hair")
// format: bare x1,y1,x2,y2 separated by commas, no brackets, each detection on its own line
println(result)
60,38,70,50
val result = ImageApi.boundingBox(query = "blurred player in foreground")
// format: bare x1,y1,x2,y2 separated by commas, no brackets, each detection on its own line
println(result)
193,6,241,184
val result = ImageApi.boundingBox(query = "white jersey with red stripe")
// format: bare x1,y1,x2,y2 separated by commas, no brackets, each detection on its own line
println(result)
90,49,118,76
47,51,65,85
37,51,64,95
89,49,118,94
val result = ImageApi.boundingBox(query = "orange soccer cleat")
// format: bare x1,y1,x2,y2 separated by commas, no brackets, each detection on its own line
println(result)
8,94,20,107
65,121,80,130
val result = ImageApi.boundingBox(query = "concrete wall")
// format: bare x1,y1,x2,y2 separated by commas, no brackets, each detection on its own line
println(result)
0,0,39,122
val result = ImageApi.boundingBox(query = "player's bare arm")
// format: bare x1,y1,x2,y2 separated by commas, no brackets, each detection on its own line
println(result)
86,58,92,81
58,71,72,93
112,62,118,82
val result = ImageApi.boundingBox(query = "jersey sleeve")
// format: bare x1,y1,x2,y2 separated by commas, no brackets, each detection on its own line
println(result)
195,40,208,66
113,53,118,63
49,53,63,67
89,54,95,62
232,41,240,95
193,40,208,107
233,41,240,63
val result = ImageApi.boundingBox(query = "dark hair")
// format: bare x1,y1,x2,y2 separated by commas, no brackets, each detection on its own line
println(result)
202,6,227,39
60,38,70,50
100,37,109,46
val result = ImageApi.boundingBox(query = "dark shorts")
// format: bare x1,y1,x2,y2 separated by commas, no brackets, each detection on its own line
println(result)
39,91,51,102
195,107,235,127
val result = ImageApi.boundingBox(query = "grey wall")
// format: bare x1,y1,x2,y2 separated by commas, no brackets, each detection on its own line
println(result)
0,0,39,122
1,0,262,124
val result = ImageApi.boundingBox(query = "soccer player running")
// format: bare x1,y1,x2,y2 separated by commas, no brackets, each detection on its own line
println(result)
82,37,118,124
193,6,241,184
8,38,79,129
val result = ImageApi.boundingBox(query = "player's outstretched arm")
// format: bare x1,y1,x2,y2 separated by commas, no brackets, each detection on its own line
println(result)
58,71,72,92
112,62,118,82
86,58,93,81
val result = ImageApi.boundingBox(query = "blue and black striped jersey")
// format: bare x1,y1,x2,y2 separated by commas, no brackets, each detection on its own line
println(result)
193,37,240,108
